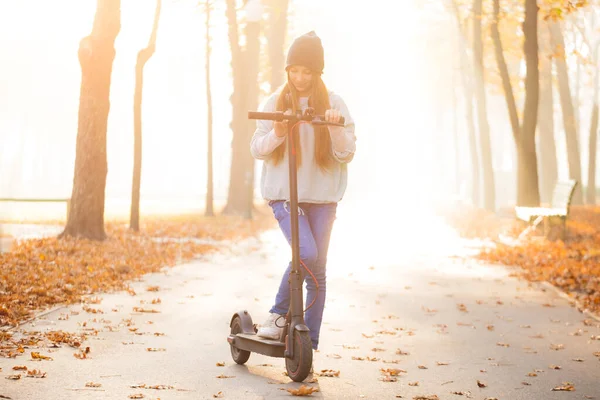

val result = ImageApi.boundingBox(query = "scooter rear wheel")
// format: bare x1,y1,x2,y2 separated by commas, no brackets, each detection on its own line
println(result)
230,316,251,364
285,330,313,382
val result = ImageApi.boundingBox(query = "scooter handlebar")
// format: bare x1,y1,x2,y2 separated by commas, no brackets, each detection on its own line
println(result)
247,111,285,121
248,111,345,126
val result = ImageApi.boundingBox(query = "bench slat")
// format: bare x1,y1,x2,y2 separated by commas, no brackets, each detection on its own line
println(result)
0,198,70,202
516,206,568,221
550,179,577,209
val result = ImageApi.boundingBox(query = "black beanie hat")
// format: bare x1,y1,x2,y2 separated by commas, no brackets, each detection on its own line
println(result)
285,31,324,74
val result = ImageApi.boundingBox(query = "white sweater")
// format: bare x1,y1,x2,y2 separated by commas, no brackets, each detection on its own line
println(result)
250,91,356,203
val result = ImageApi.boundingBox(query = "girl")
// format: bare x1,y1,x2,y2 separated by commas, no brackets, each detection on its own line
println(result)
250,31,356,351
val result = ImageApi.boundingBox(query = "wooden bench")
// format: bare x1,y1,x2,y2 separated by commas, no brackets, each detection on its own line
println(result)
515,179,577,240
0,198,71,219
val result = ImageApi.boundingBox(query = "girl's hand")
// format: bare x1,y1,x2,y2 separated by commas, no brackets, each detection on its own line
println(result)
274,109,293,137
274,120,288,137
325,109,342,124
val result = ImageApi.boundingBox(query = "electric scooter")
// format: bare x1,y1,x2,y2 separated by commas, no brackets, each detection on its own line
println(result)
226,106,345,382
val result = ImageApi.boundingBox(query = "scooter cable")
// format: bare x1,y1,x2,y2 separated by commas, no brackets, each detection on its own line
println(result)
300,259,319,312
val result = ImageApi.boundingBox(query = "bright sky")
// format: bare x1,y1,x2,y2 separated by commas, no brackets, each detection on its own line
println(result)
0,0,459,220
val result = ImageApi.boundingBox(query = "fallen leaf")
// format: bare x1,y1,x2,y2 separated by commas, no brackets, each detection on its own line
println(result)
133,307,160,314
550,344,565,351
213,391,224,398
216,362,225,367
436,361,449,366
146,348,166,352
552,382,575,391
412,396,439,400
408,381,419,386
86,382,102,388
146,286,160,292
380,376,398,382
316,370,340,377
477,380,487,388
128,395,144,399
12,366,27,371
549,364,562,369
26,369,46,378
216,374,235,379
286,385,319,396
5,375,21,380
147,384,173,390
380,368,406,376
451,391,472,396
31,352,53,361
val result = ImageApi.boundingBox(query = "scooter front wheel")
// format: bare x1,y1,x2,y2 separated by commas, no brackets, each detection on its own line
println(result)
230,316,251,364
285,330,313,382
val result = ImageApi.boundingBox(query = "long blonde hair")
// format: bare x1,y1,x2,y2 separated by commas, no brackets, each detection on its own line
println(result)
270,73,334,171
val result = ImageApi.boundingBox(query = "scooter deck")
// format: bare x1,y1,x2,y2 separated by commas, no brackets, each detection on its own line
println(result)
228,333,285,358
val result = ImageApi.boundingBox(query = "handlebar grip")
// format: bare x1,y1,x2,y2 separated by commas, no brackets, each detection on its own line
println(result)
248,111,283,121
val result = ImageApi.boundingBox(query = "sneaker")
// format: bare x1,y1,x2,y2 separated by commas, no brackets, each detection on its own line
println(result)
257,313,284,340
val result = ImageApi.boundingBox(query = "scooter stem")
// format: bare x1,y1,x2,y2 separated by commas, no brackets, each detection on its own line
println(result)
287,119,304,324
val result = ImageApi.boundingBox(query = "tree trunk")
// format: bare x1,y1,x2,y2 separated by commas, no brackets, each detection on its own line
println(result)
490,0,520,138
472,0,496,211
451,0,480,207
490,0,539,207
61,0,121,240
244,21,261,216
130,0,161,231
549,21,583,204
266,0,289,92
452,68,460,195
537,21,558,203
586,42,600,204
205,0,215,217
519,0,541,207
223,1,261,218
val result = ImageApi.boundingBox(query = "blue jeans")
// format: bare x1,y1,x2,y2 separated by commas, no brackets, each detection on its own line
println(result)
268,200,337,350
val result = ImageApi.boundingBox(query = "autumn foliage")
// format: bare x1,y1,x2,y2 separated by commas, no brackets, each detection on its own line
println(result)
446,205,600,316
0,211,275,327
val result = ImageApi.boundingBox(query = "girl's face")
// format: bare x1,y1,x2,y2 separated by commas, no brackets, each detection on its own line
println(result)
288,65,313,96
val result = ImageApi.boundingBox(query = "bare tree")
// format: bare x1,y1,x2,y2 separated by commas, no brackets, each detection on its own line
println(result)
472,0,496,211
130,0,162,231
537,22,559,203
61,0,121,240
490,0,540,206
549,21,584,204
205,0,215,216
266,0,289,92
223,0,262,218
450,0,480,207
583,9,600,204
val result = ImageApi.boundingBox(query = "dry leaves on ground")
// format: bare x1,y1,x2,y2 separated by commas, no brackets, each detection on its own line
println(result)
446,205,600,315
287,385,319,396
0,212,274,332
